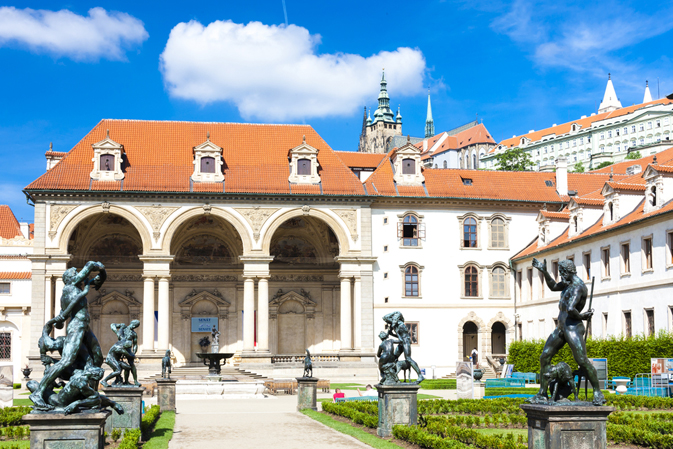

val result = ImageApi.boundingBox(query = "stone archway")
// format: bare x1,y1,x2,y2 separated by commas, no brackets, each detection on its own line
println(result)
457,313,487,363
269,290,316,355
178,290,231,361
462,322,478,360
487,312,514,357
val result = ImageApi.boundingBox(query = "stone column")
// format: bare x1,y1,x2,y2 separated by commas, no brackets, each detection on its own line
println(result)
43,276,52,324
242,276,255,353
54,276,65,337
340,276,352,351
353,276,362,351
142,276,155,352
157,276,170,350
257,276,270,353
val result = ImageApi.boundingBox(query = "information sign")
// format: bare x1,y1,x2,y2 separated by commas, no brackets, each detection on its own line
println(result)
191,317,218,333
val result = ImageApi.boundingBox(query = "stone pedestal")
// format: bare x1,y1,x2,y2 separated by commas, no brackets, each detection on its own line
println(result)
24,410,111,449
473,381,485,399
211,345,219,353
156,378,177,412
520,404,615,449
0,385,12,408
101,386,145,434
296,377,318,411
376,383,421,438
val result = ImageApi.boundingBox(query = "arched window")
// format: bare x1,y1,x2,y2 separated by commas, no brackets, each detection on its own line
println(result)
465,265,479,297
490,266,507,297
443,160,447,168
297,158,311,175
573,216,578,232
609,202,614,221
463,217,477,247
490,218,505,248
402,215,418,246
402,158,415,174
201,156,215,173
100,154,114,171
472,154,477,169
651,186,657,206
405,265,419,297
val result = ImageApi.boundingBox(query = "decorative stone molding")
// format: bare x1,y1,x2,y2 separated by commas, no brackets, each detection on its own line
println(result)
203,204,212,215
178,290,231,320
191,136,224,183
106,274,143,282
89,289,141,321
137,205,179,242
49,205,76,239
332,209,358,242
236,207,279,241
302,205,311,215
392,142,425,186
269,290,317,320
172,274,237,282
90,131,125,181
269,274,324,282
288,139,321,184
102,202,111,213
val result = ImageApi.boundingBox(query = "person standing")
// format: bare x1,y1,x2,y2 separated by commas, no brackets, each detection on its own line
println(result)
471,348,479,368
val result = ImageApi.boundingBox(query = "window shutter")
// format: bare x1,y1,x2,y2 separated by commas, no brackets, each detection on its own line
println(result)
397,222,403,238
418,223,426,239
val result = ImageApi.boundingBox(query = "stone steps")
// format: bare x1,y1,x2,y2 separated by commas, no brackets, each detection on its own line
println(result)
140,365,268,382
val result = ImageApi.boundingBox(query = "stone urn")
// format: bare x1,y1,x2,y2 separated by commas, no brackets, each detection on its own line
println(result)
473,369,484,381
614,378,629,395
22,366,32,379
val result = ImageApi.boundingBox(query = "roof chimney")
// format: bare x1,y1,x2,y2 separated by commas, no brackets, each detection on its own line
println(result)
556,158,568,197
19,222,30,239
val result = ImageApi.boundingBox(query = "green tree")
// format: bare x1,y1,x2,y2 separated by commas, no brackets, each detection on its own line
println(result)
625,151,642,160
596,161,613,170
494,147,534,171
573,162,585,173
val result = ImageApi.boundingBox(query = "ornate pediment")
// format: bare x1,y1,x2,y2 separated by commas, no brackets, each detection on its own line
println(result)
269,289,316,308
178,289,231,308
136,205,179,242
90,289,141,307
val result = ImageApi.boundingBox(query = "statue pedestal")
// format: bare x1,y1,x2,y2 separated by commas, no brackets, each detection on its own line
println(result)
0,385,12,408
520,404,615,449
101,386,146,434
296,377,318,411
24,410,111,449
211,345,219,354
156,378,177,412
473,381,485,399
376,383,420,438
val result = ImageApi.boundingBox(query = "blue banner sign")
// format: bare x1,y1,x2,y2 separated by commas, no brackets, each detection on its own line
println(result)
191,317,218,333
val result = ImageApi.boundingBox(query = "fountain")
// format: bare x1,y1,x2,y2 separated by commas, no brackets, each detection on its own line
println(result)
196,352,234,376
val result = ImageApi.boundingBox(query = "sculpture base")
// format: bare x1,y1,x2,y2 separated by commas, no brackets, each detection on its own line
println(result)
0,385,12,408
296,377,318,411
520,404,615,449
376,383,420,438
156,378,177,412
474,381,485,399
101,386,145,435
23,410,111,449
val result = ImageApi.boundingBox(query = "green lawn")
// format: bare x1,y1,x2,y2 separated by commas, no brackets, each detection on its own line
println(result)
301,409,403,449
318,393,440,403
329,383,365,390
143,411,175,449
475,428,528,438
0,441,29,448
13,399,32,406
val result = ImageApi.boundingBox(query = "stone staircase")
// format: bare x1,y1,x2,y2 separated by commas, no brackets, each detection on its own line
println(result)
140,364,268,382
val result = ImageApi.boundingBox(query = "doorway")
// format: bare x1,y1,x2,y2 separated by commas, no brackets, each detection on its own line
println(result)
491,322,506,354
463,321,478,360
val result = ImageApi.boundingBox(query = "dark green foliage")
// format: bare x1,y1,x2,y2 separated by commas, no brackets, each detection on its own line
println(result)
141,404,161,438
596,161,613,169
117,428,141,449
392,425,469,448
11,385,19,390
625,151,642,160
321,402,377,428
508,332,673,378
494,148,534,171
418,398,526,416
0,407,31,427
111,428,122,442
573,162,585,173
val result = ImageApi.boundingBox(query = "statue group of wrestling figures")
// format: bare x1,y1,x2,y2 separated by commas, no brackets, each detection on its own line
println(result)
28,261,143,415
377,312,424,385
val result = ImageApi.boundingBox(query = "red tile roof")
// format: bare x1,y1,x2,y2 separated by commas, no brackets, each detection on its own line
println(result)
333,151,386,168
494,99,673,152
26,120,366,196
419,124,496,160
45,151,68,157
0,206,22,240
540,210,570,220
591,146,673,174
0,272,31,279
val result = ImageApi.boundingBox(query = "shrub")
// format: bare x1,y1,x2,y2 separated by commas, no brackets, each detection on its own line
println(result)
111,428,122,442
118,428,141,449
508,331,673,378
321,402,377,428
141,404,161,438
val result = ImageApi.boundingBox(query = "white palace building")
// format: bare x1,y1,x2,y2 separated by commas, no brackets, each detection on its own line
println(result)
17,118,661,381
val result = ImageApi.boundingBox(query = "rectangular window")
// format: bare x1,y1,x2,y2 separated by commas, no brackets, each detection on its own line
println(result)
100,154,115,171
517,323,523,341
640,137,645,145
639,124,645,132
623,311,632,338
643,237,653,270
566,255,574,264
621,242,631,274
583,252,591,281
616,129,620,136
297,158,311,175
608,130,612,138
573,140,577,147
516,270,522,302
656,119,661,128
624,127,628,135
0,333,9,360
405,322,419,344
527,268,533,301
0,283,9,295
402,158,415,174
602,313,609,338
648,121,652,130
601,247,611,278
646,309,655,337
200,156,215,173
600,133,605,140
632,125,636,133
551,260,559,281
668,231,673,266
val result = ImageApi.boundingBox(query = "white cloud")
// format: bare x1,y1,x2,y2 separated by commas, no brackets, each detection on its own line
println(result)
160,20,427,121
0,7,148,61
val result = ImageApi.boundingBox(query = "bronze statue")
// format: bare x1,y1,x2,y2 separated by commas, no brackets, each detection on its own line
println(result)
211,325,220,347
383,311,424,384
530,258,605,406
161,350,172,379
545,362,578,403
103,320,140,387
377,331,401,385
303,349,313,378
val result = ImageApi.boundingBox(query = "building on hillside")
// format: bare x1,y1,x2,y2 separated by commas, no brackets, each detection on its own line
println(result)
24,118,633,378
0,205,33,380
511,147,673,342
418,123,497,169
483,78,673,171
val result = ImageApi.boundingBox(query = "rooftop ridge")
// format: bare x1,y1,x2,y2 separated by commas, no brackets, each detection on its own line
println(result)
100,119,314,126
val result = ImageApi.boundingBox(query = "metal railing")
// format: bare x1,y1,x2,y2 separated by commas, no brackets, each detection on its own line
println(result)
271,354,340,363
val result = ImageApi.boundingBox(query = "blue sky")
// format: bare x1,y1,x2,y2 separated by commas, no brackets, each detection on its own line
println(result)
1,0,672,222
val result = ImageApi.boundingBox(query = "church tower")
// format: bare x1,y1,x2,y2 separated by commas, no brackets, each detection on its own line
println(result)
643,80,653,103
598,74,622,114
358,70,403,153
425,90,435,138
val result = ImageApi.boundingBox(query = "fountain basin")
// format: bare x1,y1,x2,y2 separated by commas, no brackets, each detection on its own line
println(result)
195,352,234,375
176,380,266,399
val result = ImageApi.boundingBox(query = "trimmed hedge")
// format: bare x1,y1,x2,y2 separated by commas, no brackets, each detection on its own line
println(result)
508,331,673,378
392,425,469,449
321,402,377,428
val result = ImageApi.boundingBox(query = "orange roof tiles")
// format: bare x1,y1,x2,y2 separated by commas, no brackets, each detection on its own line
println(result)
540,210,570,219
495,99,673,152
333,151,386,168
419,124,496,160
591,146,673,174
26,120,366,197
0,205,22,240
0,272,31,279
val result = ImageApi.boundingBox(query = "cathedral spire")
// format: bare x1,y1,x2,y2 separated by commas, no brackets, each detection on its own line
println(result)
643,80,653,103
598,73,622,113
373,69,394,123
425,90,435,138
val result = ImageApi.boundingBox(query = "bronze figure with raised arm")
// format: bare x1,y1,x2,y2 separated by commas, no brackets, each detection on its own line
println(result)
530,258,606,406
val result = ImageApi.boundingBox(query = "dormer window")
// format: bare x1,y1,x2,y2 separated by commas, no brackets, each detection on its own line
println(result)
393,140,425,186
609,203,614,221
191,133,224,183
288,137,320,184
651,186,657,207
402,158,415,174
90,129,124,181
